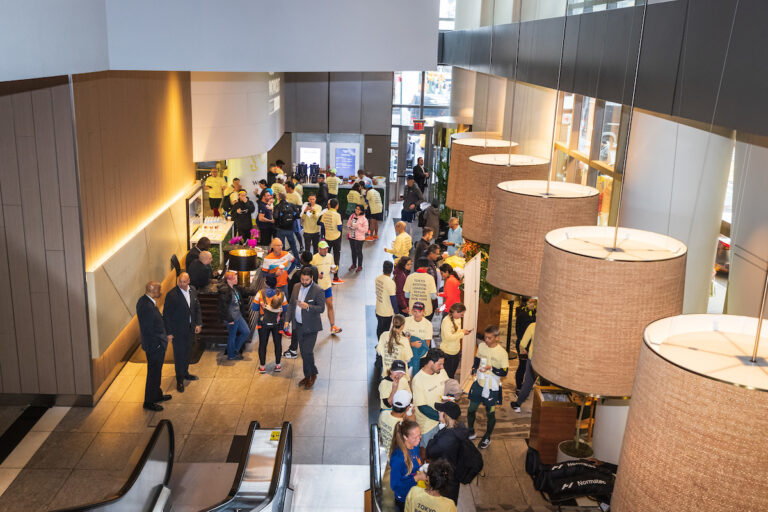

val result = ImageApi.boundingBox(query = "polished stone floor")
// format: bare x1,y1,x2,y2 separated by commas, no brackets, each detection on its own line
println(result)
0,209,598,511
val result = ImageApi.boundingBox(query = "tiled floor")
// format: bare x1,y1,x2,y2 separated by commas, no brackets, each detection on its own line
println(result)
0,209,595,511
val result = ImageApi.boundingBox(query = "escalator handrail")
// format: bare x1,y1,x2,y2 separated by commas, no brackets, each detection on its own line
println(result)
369,423,384,512
50,419,175,512
203,420,292,512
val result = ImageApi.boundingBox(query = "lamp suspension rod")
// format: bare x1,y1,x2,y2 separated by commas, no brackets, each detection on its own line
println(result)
751,268,768,363
612,2,648,249
546,3,570,195
483,3,495,149
507,0,522,166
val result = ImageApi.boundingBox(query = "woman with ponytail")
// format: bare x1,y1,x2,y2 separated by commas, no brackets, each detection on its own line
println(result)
376,314,415,377
389,420,426,511
439,303,471,379
404,459,458,511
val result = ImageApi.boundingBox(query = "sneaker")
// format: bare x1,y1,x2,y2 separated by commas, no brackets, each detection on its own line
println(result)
259,365,266,374
365,236,375,241
348,265,357,272
373,235,379,240
510,402,521,413
332,277,345,284
467,429,477,440
274,364,282,372
479,438,491,449
356,267,362,273
283,350,298,359
331,325,343,334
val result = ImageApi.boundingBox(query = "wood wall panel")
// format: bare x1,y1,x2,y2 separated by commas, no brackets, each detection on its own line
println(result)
72,71,194,271
0,195,20,393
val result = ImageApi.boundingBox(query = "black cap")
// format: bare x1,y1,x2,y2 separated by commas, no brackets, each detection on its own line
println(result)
406,174,414,180
390,359,407,373
434,401,461,420
412,301,425,311
264,274,277,288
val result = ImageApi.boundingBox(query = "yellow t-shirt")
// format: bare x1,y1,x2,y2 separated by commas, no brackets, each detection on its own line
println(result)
403,316,432,346
411,368,448,433
205,176,227,198
520,322,535,359
301,204,322,234
311,252,336,290
347,190,365,207
378,411,404,456
378,377,411,410
326,176,342,195
366,188,383,214
440,315,464,356
294,182,303,198
321,209,342,241
375,274,397,317
271,182,286,199
476,342,509,387
285,191,302,205
404,486,457,512
376,332,414,377
386,232,413,261
403,272,437,317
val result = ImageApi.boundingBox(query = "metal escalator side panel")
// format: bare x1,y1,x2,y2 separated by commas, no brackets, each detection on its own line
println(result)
369,423,384,512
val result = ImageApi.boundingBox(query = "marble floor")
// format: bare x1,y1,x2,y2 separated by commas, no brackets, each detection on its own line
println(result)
0,209,598,511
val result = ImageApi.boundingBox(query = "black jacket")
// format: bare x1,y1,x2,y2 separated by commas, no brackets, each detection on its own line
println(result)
218,283,254,323
413,164,427,189
403,184,423,211
188,259,213,290
316,182,330,206
426,425,470,468
515,305,536,341
163,286,202,338
231,198,256,228
136,295,167,353
185,245,201,269
414,238,430,263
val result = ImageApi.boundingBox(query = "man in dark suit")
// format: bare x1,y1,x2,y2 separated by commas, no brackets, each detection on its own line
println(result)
163,272,203,393
136,281,172,411
189,250,215,289
284,267,326,389
185,237,211,269
413,157,428,192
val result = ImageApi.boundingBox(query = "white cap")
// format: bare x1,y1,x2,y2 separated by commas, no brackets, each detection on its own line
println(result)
392,389,412,409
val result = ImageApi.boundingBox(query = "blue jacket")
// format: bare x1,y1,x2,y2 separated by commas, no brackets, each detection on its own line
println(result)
389,445,421,502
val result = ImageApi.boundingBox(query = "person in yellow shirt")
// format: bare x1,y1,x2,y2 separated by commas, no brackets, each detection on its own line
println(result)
204,168,227,216
310,241,342,334
439,303,472,379
378,359,412,410
284,181,302,206
411,348,448,447
403,260,438,318
320,198,344,284
346,182,364,216
510,322,535,413
291,176,303,199
375,261,398,337
271,175,286,201
404,459,458,512
385,221,412,263
379,388,413,458
326,169,342,200
301,194,322,253
365,183,383,240
467,325,509,449
376,315,416,377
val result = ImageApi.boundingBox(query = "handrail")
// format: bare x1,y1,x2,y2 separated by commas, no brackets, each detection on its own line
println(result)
50,420,174,512
203,421,292,512
369,423,383,512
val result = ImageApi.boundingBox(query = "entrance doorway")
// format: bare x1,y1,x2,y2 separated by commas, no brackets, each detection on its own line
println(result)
395,126,433,204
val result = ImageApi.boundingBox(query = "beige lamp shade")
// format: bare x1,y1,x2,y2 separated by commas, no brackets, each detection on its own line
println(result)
486,180,599,296
445,138,518,212
532,226,687,397
462,154,549,244
612,314,768,512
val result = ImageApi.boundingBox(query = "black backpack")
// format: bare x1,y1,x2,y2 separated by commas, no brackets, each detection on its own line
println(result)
221,192,233,213
417,209,427,228
454,436,484,484
275,203,297,229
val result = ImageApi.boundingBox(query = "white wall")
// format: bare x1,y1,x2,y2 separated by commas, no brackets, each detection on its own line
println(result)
450,67,477,120
620,111,733,313
473,73,508,134
227,154,269,199
191,72,284,162
1,0,438,82
504,80,558,159
0,0,108,81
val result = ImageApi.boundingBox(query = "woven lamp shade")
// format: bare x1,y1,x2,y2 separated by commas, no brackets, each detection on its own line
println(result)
486,181,599,296
532,226,687,397
445,138,518,211
462,154,549,244
612,314,768,512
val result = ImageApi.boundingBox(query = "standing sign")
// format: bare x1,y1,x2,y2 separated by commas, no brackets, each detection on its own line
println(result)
460,254,482,390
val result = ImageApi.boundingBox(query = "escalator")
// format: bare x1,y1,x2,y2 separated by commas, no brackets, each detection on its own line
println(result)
50,421,293,512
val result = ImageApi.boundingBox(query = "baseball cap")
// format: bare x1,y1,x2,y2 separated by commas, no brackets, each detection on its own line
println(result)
318,240,329,249
434,401,461,420
406,174,414,180
392,389,412,409
329,168,337,174
390,360,407,374
365,182,373,189
412,301,425,311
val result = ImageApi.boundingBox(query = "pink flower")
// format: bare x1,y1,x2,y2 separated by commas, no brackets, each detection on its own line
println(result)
229,236,243,244
246,239,258,248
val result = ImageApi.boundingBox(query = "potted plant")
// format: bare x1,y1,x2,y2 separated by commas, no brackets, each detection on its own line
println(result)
460,241,502,330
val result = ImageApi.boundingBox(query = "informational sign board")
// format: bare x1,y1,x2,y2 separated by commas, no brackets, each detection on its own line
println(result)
334,147,357,175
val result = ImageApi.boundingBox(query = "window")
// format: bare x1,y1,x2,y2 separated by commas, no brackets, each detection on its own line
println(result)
424,67,452,106
439,0,456,31
393,71,422,106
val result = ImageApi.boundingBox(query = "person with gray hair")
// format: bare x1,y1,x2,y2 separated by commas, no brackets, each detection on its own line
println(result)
189,250,215,289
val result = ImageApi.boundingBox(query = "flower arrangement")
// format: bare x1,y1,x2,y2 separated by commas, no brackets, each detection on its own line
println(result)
229,236,243,245
460,240,500,304
250,228,259,238
246,238,258,248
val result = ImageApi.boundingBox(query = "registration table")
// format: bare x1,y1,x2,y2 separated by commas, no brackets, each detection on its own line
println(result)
190,217,234,252
301,181,388,217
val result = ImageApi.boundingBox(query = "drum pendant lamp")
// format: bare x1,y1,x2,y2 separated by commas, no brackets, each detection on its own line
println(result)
612,314,768,512
486,180,599,296
461,154,549,244
445,138,518,212
532,226,687,397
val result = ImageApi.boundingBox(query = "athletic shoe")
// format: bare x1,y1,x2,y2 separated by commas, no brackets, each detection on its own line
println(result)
479,438,491,449
283,350,298,359
373,235,379,240
259,366,266,374
356,267,362,273
467,429,477,440
331,325,343,334
274,364,281,372
332,277,345,284
365,236,375,241
348,265,357,272
510,402,522,413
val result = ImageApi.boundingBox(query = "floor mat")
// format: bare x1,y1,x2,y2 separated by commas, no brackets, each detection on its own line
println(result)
129,339,206,364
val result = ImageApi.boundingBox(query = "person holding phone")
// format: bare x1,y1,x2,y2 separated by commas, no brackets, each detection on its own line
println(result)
310,241,342,334
285,267,326,389
439,303,471,379
466,325,509,449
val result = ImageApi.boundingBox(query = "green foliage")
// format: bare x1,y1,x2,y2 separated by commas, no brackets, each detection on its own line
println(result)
460,241,501,304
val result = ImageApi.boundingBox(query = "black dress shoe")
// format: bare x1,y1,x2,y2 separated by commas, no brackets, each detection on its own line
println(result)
185,374,199,381
160,394,172,402
297,377,309,388
176,382,185,393
143,403,163,411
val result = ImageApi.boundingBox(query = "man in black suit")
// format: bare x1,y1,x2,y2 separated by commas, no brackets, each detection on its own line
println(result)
186,237,211,269
163,272,203,393
413,157,428,192
284,267,326,389
136,281,172,411
189,250,215,289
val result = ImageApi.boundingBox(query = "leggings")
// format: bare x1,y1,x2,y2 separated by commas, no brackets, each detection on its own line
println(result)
304,232,320,253
443,352,461,379
327,237,341,271
349,238,364,267
257,324,282,366
467,400,496,440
